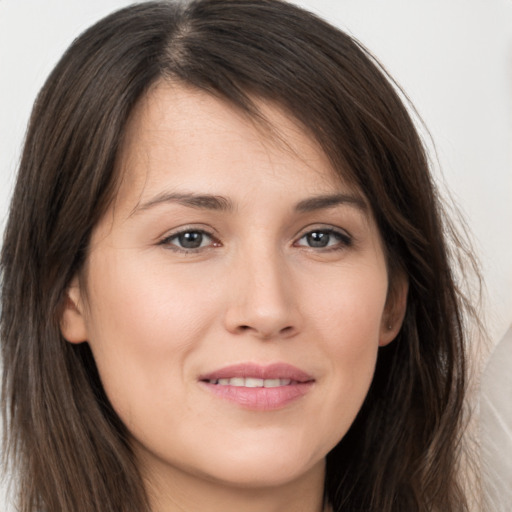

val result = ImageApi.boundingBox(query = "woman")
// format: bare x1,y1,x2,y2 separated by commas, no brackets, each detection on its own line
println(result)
1,1,477,511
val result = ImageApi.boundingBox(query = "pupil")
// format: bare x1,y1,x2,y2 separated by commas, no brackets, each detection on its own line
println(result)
179,232,203,248
307,231,329,247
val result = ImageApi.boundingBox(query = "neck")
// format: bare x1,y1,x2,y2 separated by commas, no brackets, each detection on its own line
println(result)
142,458,327,512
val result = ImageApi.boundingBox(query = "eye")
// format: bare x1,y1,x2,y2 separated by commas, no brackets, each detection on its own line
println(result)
295,229,352,249
160,229,218,251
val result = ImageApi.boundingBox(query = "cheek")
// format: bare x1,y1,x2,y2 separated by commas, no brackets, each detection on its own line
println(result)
305,265,387,443
82,252,222,412
309,261,388,351
85,248,221,340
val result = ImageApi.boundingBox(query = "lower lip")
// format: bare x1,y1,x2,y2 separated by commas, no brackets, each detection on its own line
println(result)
200,381,314,411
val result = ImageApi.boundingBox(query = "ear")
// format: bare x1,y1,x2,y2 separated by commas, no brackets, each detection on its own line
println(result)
60,276,88,344
379,273,408,347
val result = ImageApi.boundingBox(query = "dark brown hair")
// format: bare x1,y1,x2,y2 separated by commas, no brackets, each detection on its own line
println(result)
1,1,475,510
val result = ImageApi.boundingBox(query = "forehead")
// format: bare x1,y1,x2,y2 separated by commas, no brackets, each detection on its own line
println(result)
113,81,363,210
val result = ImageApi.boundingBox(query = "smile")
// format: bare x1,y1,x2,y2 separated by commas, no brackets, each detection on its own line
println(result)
206,377,294,387
199,363,315,410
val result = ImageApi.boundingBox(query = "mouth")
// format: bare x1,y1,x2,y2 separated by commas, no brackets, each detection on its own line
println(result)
205,377,296,387
199,363,315,411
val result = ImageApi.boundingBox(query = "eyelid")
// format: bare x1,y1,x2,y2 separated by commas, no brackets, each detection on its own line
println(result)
293,225,353,249
158,225,221,252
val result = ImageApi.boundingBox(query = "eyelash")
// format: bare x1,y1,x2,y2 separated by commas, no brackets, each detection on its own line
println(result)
159,226,353,253
159,228,220,253
294,228,353,251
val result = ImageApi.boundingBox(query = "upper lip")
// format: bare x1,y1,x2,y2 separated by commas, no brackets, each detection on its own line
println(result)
199,363,314,383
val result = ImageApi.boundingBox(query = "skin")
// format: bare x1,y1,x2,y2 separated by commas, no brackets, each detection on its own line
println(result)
61,83,407,512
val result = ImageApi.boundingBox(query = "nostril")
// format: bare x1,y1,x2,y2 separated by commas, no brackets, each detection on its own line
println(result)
235,324,296,338
235,324,294,338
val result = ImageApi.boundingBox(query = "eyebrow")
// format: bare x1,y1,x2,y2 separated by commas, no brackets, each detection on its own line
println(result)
295,193,368,213
131,191,367,216
131,192,233,216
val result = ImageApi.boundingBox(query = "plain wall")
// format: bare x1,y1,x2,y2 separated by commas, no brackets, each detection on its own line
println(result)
1,1,511,510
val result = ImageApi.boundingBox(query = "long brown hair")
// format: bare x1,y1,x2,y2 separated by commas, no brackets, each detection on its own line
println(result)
1,1,476,510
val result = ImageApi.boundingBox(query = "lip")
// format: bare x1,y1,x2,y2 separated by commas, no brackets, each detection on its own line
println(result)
199,362,314,382
198,363,315,411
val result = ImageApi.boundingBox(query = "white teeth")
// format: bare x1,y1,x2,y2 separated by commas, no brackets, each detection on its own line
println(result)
245,377,264,387
208,378,294,387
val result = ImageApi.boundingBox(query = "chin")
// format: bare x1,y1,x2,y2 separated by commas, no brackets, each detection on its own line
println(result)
188,431,329,489
203,455,324,489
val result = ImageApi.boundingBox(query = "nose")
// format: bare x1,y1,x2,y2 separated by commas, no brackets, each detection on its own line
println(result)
223,248,301,340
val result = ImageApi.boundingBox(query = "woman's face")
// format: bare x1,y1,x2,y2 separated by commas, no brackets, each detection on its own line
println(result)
61,83,405,497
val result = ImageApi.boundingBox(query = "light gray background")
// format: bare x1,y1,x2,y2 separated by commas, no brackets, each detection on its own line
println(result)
1,1,511,510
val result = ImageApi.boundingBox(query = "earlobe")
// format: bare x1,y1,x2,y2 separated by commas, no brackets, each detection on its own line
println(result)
60,277,88,344
379,274,408,347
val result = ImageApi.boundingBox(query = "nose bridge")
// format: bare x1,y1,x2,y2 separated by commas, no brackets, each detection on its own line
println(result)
224,238,298,339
